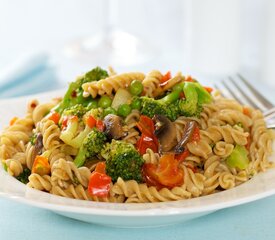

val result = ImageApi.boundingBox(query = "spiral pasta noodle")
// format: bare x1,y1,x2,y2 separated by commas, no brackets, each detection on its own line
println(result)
27,173,52,191
142,70,163,97
200,125,249,146
122,110,140,145
213,141,234,158
0,102,35,176
82,72,145,98
203,155,221,195
36,119,61,150
111,177,191,203
51,158,91,188
32,101,58,126
142,148,159,164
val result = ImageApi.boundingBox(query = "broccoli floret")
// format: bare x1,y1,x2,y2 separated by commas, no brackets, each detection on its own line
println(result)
177,82,212,117
140,97,166,117
62,104,89,119
60,116,92,148
140,81,212,120
74,128,107,167
83,67,109,83
54,67,108,114
101,140,144,182
177,82,199,116
164,102,180,121
140,89,181,120
87,108,103,120
16,168,31,184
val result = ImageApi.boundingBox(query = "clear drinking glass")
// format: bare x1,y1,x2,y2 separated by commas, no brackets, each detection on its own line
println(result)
64,0,158,66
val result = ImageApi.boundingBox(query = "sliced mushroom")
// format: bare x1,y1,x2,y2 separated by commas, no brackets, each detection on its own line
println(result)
29,132,43,168
174,120,197,154
34,133,43,156
153,115,177,152
103,114,126,140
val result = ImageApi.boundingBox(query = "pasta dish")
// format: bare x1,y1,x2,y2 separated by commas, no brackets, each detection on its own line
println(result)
0,67,274,203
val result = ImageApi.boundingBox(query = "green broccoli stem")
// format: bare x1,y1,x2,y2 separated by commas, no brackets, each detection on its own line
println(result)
184,82,198,100
158,88,182,105
178,82,198,116
62,82,79,106
74,146,87,168
53,82,77,113
139,87,183,121
53,67,109,114
193,82,212,104
226,145,249,170
53,80,91,114
73,128,107,167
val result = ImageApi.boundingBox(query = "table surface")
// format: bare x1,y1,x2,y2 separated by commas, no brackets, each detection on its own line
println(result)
1,195,275,240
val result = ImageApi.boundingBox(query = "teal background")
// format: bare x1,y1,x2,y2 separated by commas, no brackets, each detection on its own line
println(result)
1,195,274,240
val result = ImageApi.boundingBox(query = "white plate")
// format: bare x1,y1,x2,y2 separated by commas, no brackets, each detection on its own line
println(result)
0,90,275,228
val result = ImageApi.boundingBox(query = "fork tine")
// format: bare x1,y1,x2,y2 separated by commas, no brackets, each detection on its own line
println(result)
237,74,274,109
264,110,275,121
228,76,260,109
264,108,275,117
266,118,275,128
219,79,253,106
215,75,275,127
213,83,226,98
214,81,236,100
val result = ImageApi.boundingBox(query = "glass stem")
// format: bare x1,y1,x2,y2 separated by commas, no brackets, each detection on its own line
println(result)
104,0,118,34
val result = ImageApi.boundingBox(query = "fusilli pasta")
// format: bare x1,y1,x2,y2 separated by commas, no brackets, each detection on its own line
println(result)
0,67,273,204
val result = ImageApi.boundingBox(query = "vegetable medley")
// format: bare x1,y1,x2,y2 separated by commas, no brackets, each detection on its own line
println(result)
53,67,213,196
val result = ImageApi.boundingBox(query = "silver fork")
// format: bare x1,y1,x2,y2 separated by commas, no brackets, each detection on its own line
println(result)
214,74,275,128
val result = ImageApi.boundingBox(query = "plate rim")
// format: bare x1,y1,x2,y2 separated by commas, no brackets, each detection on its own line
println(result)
1,166,275,217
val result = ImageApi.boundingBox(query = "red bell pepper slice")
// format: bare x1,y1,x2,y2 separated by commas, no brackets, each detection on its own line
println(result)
204,86,213,93
136,135,158,155
243,107,251,117
9,117,18,126
160,71,172,84
136,115,155,137
185,76,195,82
96,120,105,132
86,115,97,128
61,116,69,130
88,162,112,197
136,115,158,155
191,125,200,142
175,149,190,163
61,115,78,130
32,155,51,176
143,154,184,189
48,111,60,125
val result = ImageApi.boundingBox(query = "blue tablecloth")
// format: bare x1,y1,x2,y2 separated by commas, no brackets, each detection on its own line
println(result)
1,195,275,240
